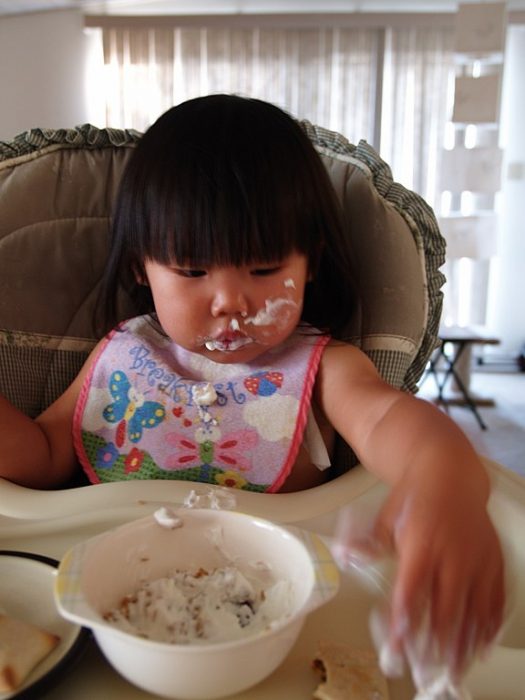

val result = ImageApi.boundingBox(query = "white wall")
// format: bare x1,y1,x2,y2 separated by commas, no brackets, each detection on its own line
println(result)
0,9,88,140
487,24,525,357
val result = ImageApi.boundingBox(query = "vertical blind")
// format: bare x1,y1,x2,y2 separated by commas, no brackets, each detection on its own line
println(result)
102,26,381,146
100,22,452,205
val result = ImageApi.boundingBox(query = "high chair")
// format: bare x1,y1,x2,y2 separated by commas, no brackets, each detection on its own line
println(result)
0,119,446,508
0,122,524,700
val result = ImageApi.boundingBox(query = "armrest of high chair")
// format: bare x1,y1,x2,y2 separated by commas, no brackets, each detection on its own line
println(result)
0,465,378,524
1,458,522,524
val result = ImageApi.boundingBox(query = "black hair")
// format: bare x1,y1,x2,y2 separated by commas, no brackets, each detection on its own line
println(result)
98,94,358,337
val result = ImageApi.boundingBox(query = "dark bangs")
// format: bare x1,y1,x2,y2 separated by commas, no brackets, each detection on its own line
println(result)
99,95,358,337
115,95,333,272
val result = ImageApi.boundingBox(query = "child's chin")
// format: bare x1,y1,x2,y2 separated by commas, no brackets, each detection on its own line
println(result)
202,343,265,364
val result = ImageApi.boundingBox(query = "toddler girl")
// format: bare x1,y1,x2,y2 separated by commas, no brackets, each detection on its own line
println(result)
0,94,504,678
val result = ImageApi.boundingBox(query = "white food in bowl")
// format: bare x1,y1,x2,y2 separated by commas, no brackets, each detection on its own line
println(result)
55,508,339,700
103,565,293,644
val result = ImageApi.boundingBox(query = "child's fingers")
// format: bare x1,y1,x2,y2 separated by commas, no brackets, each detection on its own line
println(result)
451,569,505,674
449,592,480,677
424,540,505,675
429,557,469,655
388,542,433,649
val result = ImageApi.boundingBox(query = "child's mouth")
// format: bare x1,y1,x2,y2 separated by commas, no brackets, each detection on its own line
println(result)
203,333,253,352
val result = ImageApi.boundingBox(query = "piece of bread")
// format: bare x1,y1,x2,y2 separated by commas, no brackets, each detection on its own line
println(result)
0,613,60,692
312,640,389,700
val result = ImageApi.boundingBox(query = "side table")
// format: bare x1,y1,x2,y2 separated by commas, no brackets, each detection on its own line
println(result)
424,325,500,430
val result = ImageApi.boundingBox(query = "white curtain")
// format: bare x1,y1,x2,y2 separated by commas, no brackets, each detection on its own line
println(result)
101,25,380,145
381,26,453,206
99,21,453,200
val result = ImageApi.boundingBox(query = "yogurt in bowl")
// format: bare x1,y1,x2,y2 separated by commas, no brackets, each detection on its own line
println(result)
54,508,339,700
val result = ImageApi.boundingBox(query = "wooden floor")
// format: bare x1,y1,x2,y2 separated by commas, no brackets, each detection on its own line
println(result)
417,370,525,478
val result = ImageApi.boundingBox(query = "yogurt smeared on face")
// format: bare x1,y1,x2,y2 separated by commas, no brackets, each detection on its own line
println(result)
202,277,300,350
244,297,298,328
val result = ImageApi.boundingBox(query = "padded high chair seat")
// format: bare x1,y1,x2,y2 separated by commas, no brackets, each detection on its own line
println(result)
0,119,446,489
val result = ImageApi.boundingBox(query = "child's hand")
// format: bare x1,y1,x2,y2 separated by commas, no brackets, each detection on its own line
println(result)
371,467,505,676
319,344,506,676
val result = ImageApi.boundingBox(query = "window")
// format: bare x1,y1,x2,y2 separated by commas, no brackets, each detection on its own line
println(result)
89,16,453,209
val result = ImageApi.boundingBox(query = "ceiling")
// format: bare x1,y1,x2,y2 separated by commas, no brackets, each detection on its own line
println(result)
1,0,525,16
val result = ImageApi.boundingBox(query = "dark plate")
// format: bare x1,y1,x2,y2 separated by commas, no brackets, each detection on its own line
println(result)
0,550,91,699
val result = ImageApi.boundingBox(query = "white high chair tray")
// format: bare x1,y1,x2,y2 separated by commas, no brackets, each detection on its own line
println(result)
0,460,523,699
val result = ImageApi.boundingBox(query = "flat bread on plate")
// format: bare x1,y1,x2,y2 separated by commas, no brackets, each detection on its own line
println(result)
312,640,389,700
0,613,60,692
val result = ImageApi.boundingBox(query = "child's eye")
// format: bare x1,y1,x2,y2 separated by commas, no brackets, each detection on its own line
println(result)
251,266,281,277
174,268,207,278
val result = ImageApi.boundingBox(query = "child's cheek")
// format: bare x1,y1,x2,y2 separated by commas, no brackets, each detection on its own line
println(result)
244,291,302,341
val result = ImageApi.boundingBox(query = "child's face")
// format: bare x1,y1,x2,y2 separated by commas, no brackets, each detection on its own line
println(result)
142,251,309,363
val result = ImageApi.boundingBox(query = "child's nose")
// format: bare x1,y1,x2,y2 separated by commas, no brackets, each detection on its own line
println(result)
210,285,249,317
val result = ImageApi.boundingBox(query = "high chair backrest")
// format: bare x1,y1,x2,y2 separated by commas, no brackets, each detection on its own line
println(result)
0,121,446,474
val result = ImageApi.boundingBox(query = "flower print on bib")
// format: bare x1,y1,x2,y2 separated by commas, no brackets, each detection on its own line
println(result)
73,315,329,492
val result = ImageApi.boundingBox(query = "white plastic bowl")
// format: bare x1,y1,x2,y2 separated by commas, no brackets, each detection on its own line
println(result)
54,508,339,699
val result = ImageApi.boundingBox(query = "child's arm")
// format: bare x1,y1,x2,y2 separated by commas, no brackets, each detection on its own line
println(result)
316,342,505,673
0,349,96,489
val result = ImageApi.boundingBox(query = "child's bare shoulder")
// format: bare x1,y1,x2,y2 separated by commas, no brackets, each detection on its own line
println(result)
319,340,380,381
315,340,401,440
